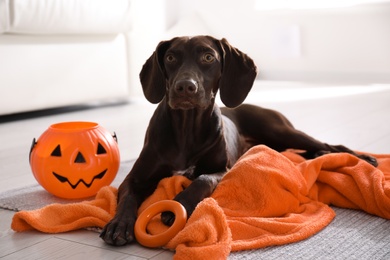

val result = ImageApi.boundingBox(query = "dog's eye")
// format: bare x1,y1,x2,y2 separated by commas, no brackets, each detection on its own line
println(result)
166,54,176,63
202,53,215,63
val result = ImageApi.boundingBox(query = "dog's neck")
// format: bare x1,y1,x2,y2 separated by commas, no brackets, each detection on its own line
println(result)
159,100,223,147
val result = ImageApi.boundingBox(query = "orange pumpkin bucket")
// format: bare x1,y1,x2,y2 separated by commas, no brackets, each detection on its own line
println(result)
29,122,120,199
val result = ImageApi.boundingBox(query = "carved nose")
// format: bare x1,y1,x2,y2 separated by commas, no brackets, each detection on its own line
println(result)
174,79,198,96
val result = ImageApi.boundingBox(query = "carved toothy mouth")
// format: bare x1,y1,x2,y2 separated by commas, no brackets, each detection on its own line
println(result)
52,169,107,189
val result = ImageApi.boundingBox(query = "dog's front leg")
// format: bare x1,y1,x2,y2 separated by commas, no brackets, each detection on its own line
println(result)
161,172,225,226
100,150,170,246
100,180,138,246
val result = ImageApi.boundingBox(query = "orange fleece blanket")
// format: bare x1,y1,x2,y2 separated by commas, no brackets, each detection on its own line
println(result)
11,145,390,259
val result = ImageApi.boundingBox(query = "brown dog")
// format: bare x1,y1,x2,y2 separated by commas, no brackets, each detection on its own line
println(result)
100,36,377,246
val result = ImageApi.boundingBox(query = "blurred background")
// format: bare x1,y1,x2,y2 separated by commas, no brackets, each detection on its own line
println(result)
1,0,389,115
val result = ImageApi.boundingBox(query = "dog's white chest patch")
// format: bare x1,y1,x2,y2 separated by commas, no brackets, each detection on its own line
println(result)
173,165,196,179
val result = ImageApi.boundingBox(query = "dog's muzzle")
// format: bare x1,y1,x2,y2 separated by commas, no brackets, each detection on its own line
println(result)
174,79,198,96
169,79,203,110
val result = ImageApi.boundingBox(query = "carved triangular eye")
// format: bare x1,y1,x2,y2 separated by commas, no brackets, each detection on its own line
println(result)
74,152,86,163
51,145,62,157
97,143,107,155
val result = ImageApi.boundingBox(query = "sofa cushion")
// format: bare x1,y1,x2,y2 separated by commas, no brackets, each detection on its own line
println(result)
0,0,9,33
0,0,132,35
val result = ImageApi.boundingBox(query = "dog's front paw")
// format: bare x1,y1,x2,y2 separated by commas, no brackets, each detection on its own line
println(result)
161,211,176,226
161,199,195,227
100,217,136,246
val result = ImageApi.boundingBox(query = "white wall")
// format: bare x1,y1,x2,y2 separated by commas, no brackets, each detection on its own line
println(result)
162,0,390,84
127,0,167,95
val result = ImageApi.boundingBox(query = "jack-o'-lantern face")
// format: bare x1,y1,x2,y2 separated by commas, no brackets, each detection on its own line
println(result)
50,142,109,189
30,122,120,199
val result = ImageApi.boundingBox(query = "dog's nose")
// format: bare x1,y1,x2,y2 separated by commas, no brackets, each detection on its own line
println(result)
174,79,198,96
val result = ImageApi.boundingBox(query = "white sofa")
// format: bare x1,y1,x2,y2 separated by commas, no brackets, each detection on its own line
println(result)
0,0,133,115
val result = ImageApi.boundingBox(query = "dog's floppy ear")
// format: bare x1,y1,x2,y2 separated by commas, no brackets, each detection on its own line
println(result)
216,38,257,108
139,39,174,104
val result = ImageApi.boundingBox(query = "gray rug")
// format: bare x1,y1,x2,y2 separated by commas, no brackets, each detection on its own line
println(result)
1,160,390,259
229,207,390,260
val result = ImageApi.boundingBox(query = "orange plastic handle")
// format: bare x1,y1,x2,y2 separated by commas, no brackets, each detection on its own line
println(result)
134,200,187,248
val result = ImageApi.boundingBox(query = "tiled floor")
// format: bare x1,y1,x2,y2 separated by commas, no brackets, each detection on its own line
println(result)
1,81,389,259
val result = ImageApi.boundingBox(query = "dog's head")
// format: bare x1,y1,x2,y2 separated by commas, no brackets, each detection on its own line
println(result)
140,36,257,109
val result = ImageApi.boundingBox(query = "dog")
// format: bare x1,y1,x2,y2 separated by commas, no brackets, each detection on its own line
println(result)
100,35,377,246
